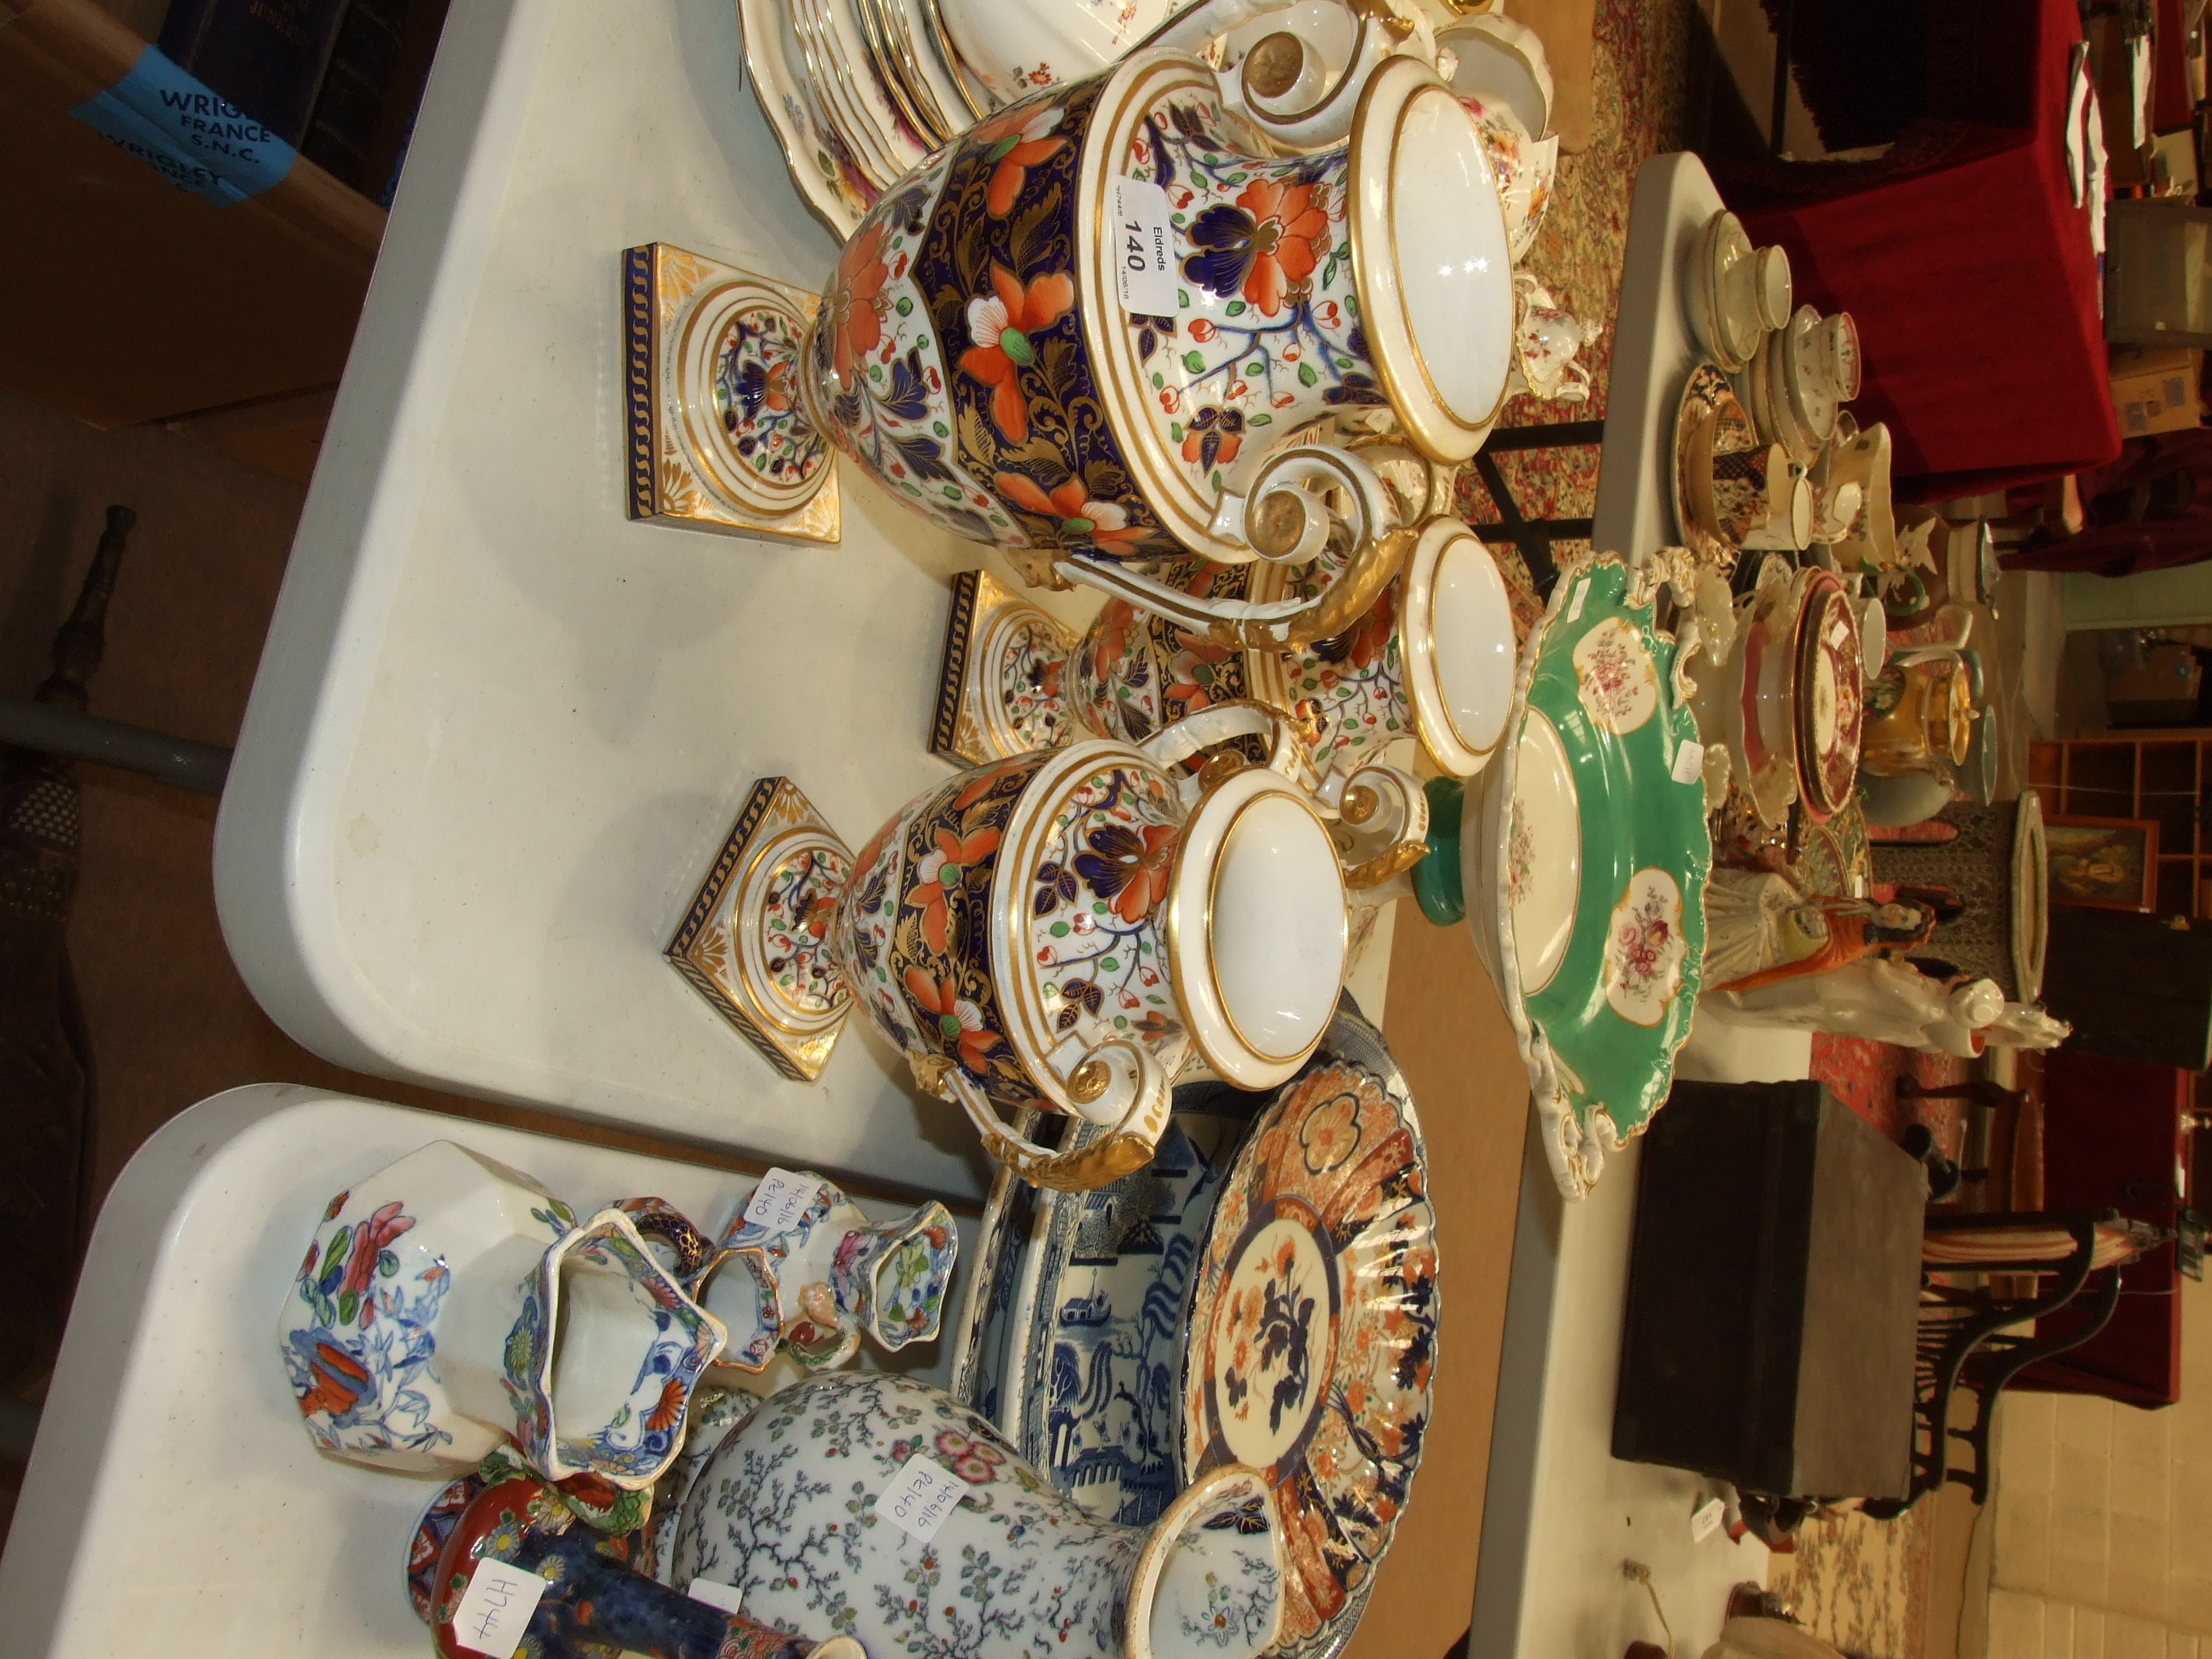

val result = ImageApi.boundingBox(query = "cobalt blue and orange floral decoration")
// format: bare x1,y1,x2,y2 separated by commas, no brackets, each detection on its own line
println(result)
934,516,1523,792
278,1141,726,1489
653,2,1524,646
669,704,1429,1191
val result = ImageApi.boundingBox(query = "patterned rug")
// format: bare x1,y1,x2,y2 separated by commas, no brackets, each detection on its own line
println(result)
1455,0,1700,551
1767,1503,1935,1659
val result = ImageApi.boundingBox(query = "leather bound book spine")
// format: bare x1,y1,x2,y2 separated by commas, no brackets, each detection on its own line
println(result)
155,0,352,148
300,0,411,191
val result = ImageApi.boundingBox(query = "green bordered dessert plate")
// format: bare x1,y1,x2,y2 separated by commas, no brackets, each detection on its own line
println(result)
1458,551,1713,1198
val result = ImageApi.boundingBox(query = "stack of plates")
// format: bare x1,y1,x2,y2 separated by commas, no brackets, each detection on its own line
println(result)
740,0,991,236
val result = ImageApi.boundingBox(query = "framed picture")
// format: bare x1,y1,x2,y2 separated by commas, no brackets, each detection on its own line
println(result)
2045,816,2160,911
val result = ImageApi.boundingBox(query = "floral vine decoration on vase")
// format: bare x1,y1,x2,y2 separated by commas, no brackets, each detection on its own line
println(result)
669,702,1429,1191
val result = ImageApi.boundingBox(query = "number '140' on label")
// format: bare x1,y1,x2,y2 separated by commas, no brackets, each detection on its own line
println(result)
1113,176,1178,316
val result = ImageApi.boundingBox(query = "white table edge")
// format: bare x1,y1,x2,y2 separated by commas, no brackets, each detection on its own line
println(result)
213,0,548,1085
0,1084,306,1658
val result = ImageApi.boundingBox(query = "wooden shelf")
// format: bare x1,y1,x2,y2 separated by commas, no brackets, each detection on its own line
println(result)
2030,731,2212,917
0,0,385,432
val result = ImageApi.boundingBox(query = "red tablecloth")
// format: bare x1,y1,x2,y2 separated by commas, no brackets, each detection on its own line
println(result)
1728,0,2120,503
2015,1049,2186,1407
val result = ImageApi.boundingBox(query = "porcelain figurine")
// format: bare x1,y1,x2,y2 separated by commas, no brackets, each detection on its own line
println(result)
1722,957,2010,1058
1508,275,1588,403
280,1142,725,1488
671,1372,1284,1659
426,1468,863,1659
711,18,1517,639
670,703,1424,1191
690,1176,958,1378
935,515,1518,781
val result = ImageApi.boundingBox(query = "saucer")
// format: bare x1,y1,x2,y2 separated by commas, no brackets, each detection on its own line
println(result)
1789,569,1863,820
740,0,878,235
948,1006,1432,1659
1689,211,1760,372
1462,551,1713,1197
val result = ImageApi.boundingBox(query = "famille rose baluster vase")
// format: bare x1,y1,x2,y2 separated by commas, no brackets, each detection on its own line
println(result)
279,1142,726,1488
701,12,1518,644
938,516,1521,785
671,1372,1284,1659
674,704,1425,1191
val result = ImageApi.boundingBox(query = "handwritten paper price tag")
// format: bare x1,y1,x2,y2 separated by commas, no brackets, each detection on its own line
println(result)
1671,739,1706,787
1111,176,1178,316
743,1167,822,1232
1690,1496,1727,1543
450,1557,548,1657
687,1577,746,1616
875,1452,969,1543
1565,578,1590,623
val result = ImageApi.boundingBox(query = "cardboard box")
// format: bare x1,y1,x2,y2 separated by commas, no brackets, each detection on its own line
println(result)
2108,639,2203,725
2110,345,2204,436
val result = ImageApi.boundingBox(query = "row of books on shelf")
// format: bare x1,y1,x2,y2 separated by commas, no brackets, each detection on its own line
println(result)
155,0,448,205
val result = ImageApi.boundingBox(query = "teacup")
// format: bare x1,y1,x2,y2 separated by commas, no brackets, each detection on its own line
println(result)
1861,652,1974,777
1437,9,1554,141
1750,245,1793,331
1815,311,1860,400
1456,88,1559,260
675,704,1425,1190
1828,419,1897,569
1813,477,1864,544
1510,273,1590,403
1745,470,1813,551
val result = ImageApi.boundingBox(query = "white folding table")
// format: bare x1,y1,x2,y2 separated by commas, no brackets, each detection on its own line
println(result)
1467,154,1811,1658
210,0,1109,1198
0,1087,966,1659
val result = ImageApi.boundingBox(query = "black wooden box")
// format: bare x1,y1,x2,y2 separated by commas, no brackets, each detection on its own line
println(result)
1612,1079,1924,1499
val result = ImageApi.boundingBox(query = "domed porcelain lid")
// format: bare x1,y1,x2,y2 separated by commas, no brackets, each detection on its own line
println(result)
1165,768,1347,1088
1403,519,1518,774
1348,54,1516,462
